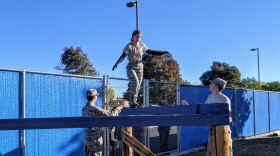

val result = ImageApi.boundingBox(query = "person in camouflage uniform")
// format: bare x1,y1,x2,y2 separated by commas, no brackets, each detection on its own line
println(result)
112,30,169,107
82,89,125,156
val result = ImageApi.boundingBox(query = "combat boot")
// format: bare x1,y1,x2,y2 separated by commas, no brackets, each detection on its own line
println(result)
129,93,140,108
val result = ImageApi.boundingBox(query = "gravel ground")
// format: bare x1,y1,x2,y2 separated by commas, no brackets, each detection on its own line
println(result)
183,135,280,156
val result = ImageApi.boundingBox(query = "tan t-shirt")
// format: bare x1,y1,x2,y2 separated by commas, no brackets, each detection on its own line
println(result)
123,42,148,62
205,93,231,111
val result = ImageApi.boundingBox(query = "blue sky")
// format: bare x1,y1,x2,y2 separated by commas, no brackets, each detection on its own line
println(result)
0,0,279,84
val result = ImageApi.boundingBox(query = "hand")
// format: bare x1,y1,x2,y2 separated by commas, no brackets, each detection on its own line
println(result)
102,103,109,109
181,100,189,105
112,65,117,71
117,100,129,109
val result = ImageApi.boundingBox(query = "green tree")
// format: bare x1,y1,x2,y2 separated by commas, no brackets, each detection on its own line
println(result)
240,77,260,90
180,79,191,85
55,46,99,76
143,53,181,82
142,53,182,105
262,81,280,91
108,87,116,99
200,61,241,87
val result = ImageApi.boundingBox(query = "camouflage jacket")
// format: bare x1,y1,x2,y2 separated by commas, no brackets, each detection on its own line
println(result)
82,102,121,148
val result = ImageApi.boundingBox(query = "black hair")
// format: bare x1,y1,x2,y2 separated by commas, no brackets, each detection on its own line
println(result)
87,96,94,101
130,30,142,41
217,85,223,91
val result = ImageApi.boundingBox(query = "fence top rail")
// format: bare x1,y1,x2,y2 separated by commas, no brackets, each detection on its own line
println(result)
148,80,179,85
108,76,129,81
0,104,230,130
0,68,103,79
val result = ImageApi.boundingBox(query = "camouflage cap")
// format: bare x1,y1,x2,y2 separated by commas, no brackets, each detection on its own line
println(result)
86,89,99,96
210,78,227,90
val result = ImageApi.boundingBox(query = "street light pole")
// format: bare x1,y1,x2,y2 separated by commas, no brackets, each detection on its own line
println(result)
126,0,139,30
251,48,260,84
136,0,139,30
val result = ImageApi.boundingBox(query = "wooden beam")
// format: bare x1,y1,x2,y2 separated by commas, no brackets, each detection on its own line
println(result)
120,104,230,116
122,127,133,156
122,130,155,156
0,115,230,130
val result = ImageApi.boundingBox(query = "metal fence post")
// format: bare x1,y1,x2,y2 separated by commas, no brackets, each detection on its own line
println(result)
253,91,256,135
102,75,110,156
21,70,26,156
143,79,149,148
268,92,271,132
143,79,150,107
176,82,181,152
176,82,180,106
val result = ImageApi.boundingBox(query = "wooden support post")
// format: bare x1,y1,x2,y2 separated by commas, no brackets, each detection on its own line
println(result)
122,129,155,156
210,125,230,156
122,127,133,156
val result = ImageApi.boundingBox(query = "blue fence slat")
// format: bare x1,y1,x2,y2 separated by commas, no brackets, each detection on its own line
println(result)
0,70,21,156
236,89,254,137
179,85,210,151
180,125,208,150
254,91,269,134
24,73,102,156
222,88,237,138
269,92,280,131
180,85,210,104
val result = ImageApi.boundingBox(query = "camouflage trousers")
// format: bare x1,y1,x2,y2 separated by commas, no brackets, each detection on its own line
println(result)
85,145,102,156
207,126,233,156
84,130,103,156
126,62,143,105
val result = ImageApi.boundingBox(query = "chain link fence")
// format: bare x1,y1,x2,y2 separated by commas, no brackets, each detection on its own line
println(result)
106,78,180,155
144,80,180,155
107,77,129,156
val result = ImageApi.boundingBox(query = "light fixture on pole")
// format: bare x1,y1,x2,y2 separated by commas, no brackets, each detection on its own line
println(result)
126,0,139,30
251,48,260,84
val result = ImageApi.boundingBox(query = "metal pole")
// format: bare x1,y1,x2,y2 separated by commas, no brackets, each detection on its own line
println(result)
143,79,149,148
102,75,109,156
21,70,26,156
136,0,139,30
257,49,260,84
176,82,180,106
105,75,110,156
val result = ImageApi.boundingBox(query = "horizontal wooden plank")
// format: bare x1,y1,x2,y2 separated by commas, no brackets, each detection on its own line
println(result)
121,105,196,115
199,103,230,115
0,114,230,130
121,104,230,116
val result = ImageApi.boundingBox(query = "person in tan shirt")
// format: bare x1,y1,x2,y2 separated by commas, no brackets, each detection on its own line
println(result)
112,30,168,107
205,78,232,156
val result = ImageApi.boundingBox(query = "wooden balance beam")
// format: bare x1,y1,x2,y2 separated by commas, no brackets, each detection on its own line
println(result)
119,103,231,156
0,104,231,156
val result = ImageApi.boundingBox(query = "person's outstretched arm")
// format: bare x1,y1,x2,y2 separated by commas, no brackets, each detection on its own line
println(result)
146,49,169,55
112,52,127,71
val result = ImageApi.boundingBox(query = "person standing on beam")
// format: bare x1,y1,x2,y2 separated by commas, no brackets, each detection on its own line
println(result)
112,30,169,108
